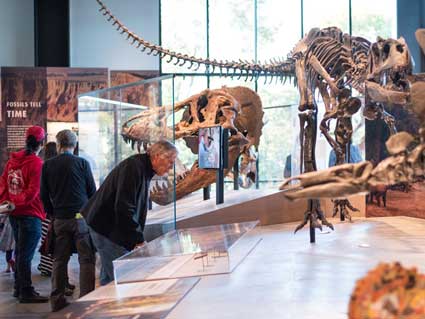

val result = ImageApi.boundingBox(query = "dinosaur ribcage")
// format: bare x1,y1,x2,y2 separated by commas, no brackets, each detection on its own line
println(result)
304,36,370,95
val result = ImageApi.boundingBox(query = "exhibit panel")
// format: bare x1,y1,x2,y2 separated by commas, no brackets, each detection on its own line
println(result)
0,67,108,171
113,221,260,284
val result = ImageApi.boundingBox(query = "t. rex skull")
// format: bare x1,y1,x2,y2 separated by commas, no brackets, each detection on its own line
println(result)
366,36,412,106
121,86,263,205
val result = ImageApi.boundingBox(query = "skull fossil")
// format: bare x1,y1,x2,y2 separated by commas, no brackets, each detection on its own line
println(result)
122,86,264,205
366,36,412,106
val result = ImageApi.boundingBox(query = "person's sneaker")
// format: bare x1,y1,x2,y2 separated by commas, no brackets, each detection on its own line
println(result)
40,271,51,277
19,290,48,303
51,298,69,312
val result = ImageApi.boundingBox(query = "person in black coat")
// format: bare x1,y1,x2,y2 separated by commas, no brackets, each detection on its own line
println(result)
40,130,96,311
82,140,177,285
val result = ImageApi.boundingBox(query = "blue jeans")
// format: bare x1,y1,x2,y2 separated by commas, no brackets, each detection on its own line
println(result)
9,216,41,295
88,227,128,285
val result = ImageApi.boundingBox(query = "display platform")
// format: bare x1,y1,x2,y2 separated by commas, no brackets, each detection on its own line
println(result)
145,188,309,241
166,217,425,319
113,221,260,285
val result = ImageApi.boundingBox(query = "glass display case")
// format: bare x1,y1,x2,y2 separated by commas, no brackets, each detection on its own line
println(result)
113,221,260,284
78,75,177,232
78,74,283,243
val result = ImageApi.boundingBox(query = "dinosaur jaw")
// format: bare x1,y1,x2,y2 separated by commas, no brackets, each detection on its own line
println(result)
149,161,216,205
366,81,409,106
279,162,373,200
149,140,244,205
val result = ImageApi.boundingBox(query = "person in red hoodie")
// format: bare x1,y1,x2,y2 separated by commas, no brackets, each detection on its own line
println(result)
0,126,49,303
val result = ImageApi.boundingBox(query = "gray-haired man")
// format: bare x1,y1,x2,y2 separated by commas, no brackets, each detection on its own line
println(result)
40,130,96,311
81,140,177,285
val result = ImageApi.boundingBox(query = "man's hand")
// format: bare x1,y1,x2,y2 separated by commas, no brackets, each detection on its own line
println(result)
0,201,15,214
133,242,146,250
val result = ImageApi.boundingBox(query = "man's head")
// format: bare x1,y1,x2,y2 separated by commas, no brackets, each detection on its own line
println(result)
56,130,77,153
148,140,178,176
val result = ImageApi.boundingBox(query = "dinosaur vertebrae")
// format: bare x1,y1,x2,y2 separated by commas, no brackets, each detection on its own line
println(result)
95,0,294,82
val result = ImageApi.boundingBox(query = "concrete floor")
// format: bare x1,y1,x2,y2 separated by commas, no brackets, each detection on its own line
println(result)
1,216,424,318
0,249,89,318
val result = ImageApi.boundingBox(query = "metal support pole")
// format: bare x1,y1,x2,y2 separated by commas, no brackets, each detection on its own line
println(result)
203,186,210,200
255,155,260,189
233,156,239,190
216,169,224,204
308,199,315,243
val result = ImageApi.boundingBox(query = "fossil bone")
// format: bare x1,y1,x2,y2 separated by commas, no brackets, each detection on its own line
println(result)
122,86,263,205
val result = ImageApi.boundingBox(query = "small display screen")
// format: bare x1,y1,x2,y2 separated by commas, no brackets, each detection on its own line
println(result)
198,126,221,169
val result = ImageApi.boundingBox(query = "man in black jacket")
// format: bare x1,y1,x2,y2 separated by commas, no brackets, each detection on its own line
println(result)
40,130,96,311
81,140,177,285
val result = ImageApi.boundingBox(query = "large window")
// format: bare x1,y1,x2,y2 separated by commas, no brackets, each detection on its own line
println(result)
160,0,397,187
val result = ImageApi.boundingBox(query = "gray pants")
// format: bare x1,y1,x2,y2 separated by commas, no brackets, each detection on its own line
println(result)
88,227,128,286
51,218,95,307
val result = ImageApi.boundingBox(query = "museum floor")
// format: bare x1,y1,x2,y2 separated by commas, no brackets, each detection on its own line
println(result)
1,216,424,318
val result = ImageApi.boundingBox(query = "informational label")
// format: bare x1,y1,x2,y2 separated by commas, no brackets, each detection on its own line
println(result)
6,125,32,149
0,67,48,172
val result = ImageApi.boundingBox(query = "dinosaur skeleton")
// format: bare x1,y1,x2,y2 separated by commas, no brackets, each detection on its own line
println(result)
95,1,415,229
280,32,425,202
122,86,263,205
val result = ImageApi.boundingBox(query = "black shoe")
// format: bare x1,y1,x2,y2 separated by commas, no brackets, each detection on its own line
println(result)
64,287,74,296
51,298,70,312
14,287,40,299
19,290,49,303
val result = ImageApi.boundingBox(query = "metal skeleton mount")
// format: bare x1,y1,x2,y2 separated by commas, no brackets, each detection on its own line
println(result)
95,0,411,231
320,88,361,222
122,86,264,206
280,30,425,204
